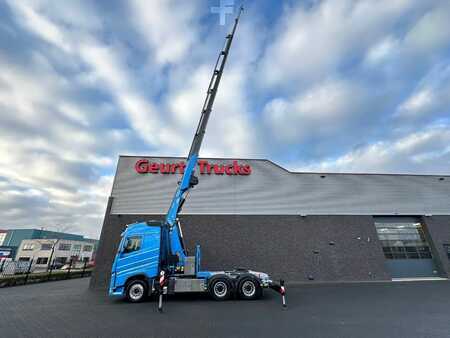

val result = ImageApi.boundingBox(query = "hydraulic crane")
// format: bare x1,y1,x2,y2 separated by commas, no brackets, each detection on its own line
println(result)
109,7,286,310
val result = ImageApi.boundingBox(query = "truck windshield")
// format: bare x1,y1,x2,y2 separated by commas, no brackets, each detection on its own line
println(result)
146,221,163,227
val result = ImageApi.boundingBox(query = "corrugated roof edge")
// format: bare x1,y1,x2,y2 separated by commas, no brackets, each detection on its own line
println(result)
117,155,450,178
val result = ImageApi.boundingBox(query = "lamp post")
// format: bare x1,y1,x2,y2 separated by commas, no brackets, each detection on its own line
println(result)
47,239,60,272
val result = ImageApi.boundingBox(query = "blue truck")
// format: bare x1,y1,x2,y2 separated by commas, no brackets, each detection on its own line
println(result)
109,8,285,309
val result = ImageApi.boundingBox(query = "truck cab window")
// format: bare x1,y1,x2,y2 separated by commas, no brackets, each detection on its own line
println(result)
123,236,142,253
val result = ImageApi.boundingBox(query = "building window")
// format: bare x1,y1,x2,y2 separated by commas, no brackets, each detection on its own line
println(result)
18,257,30,262
55,257,67,264
73,244,82,255
22,243,34,251
58,243,71,251
123,236,142,253
36,257,48,265
375,220,433,260
40,243,53,250
83,245,93,252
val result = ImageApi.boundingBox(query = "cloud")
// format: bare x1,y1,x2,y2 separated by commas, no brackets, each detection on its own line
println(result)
77,42,164,146
394,63,450,122
0,0,449,239
296,123,450,175
1,0,209,237
364,36,400,65
258,0,425,88
7,0,72,52
0,176,112,239
162,13,266,158
262,78,372,151
6,0,171,150
256,0,450,163
397,89,434,117
128,0,200,64
403,3,450,54
0,3,139,238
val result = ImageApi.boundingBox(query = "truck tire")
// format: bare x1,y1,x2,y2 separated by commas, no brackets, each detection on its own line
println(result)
208,276,232,301
126,280,148,303
237,276,262,300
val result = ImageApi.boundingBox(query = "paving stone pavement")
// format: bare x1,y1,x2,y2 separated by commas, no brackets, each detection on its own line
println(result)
1,278,450,338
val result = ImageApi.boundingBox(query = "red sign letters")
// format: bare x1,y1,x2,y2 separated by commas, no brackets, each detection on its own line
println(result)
135,159,252,176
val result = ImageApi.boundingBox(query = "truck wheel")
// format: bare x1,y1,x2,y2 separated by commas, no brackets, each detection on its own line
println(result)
126,280,147,303
237,276,262,300
209,277,232,301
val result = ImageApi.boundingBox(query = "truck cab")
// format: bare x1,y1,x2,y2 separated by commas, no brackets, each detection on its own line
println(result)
109,221,161,299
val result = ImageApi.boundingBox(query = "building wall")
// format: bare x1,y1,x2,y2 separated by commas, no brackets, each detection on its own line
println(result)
16,239,95,265
90,156,450,290
90,204,391,290
3,229,91,259
422,216,450,277
3,229,84,247
3,229,35,248
111,156,450,216
0,231,7,246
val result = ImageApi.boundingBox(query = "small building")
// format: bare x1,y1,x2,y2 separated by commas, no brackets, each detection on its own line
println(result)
1,229,96,260
15,239,96,270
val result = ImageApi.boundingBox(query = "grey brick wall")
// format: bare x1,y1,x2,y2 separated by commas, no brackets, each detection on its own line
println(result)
90,207,390,290
422,216,450,277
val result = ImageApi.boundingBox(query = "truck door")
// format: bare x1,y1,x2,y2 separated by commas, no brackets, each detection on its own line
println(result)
113,235,143,288
114,230,161,289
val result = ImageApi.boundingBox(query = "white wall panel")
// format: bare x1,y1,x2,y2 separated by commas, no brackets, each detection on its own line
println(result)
110,156,450,215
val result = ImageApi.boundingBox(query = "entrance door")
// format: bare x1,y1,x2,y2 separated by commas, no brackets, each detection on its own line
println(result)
374,217,439,278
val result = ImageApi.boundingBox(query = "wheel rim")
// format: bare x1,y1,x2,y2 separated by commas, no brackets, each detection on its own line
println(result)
129,283,144,300
242,280,256,297
213,281,227,297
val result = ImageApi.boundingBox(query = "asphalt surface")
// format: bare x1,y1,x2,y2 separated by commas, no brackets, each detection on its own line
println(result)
1,278,450,338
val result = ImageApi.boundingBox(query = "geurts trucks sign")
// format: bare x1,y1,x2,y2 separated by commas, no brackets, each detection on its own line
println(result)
135,159,252,176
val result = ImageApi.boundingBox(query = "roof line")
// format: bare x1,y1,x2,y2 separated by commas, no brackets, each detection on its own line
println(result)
118,155,450,178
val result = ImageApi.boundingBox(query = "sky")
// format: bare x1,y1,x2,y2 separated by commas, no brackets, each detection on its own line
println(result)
0,0,449,239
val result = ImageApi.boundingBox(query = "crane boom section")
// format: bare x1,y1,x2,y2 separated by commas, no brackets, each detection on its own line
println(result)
165,8,243,228
164,8,243,259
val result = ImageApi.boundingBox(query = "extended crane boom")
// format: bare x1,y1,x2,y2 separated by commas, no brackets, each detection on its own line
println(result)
164,7,244,263
109,7,286,308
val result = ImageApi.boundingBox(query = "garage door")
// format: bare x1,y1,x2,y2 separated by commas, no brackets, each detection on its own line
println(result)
374,216,439,278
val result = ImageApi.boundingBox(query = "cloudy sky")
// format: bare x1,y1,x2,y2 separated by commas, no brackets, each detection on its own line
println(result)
0,0,449,238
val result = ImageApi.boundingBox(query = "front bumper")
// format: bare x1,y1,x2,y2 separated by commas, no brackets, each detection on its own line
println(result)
268,280,286,296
